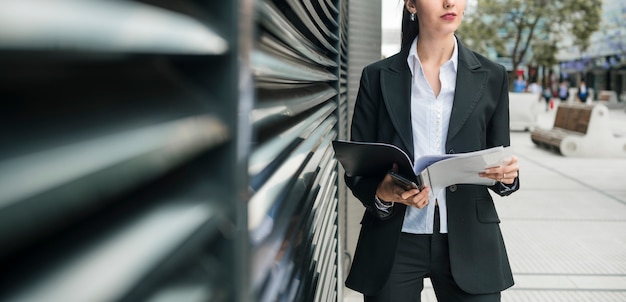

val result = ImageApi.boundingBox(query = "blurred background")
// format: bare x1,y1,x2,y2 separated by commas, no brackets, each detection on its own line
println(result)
383,0,626,103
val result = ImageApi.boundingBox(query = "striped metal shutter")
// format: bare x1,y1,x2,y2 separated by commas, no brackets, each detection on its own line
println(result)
343,0,382,278
0,0,351,301
249,0,348,301
0,1,251,301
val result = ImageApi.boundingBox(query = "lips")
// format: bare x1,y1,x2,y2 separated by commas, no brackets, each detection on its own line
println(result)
441,13,457,20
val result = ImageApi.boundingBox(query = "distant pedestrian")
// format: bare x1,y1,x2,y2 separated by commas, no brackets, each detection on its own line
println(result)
542,86,552,111
577,80,590,103
513,75,527,92
558,81,569,101
528,81,541,95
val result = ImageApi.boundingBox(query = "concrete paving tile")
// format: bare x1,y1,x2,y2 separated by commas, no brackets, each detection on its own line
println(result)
494,190,626,220
501,220,626,275
514,170,583,190
606,190,626,204
544,160,626,192
569,276,626,290
512,275,576,289
502,290,626,302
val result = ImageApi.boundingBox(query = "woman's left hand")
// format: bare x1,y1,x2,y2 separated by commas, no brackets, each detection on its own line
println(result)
479,155,519,185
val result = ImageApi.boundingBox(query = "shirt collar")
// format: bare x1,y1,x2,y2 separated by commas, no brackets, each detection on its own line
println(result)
406,36,459,76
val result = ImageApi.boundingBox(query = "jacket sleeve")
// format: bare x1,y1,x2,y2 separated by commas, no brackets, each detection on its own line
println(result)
487,64,520,197
345,66,396,219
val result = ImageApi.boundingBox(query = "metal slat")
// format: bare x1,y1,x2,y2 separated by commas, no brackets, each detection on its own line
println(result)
303,0,339,41
316,0,339,27
282,180,322,300
250,132,334,266
316,233,337,302
249,125,336,299
313,189,336,267
1,200,219,302
252,137,335,302
0,1,227,54
310,168,337,261
248,117,337,236
259,33,320,67
285,0,338,54
322,237,338,301
0,115,228,259
252,49,337,85
326,0,339,14
307,150,337,255
249,103,336,185
253,84,337,128
259,1,336,67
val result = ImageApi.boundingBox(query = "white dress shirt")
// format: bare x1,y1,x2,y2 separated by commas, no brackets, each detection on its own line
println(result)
401,36,458,234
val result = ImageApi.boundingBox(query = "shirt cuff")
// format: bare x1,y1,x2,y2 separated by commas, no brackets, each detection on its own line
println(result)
374,195,394,213
498,180,518,194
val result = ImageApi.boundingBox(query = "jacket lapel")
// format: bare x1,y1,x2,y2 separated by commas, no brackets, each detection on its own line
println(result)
447,40,489,144
380,50,414,157
380,40,489,156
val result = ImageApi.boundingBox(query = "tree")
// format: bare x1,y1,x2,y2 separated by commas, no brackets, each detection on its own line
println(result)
598,1,626,57
457,0,602,87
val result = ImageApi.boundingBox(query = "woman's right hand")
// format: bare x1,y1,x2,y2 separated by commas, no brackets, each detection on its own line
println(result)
375,164,430,209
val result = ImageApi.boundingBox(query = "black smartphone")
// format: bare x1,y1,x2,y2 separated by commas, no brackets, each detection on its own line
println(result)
389,171,419,190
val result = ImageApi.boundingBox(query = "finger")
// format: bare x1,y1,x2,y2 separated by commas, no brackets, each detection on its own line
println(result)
501,155,518,166
416,197,428,209
399,189,420,200
505,171,518,179
482,167,505,178
409,188,429,208
405,187,427,200
502,158,519,171
500,170,518,180
409,196,421,208
479,171,500,181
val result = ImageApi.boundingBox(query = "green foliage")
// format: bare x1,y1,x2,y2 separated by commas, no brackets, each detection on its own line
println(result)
457,0,602,75
599,1,626,55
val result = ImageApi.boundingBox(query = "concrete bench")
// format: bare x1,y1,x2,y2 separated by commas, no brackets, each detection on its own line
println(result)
509,92,539,131
530,103,626,157
597,90,618,103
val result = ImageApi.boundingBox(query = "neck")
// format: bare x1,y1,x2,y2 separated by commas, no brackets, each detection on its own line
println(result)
416,33,455,66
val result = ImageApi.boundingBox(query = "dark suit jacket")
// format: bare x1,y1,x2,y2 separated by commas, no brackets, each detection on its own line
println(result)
344,39,519,295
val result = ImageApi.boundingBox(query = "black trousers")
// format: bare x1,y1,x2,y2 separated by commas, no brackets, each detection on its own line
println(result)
364,206,501,302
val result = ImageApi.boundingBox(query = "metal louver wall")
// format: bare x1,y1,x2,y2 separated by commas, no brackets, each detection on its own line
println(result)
0,1,252,301
249,0,348,301
0,0,350,301
344,0,382,277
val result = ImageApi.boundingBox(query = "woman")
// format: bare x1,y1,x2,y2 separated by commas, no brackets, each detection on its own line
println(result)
344,0,520,301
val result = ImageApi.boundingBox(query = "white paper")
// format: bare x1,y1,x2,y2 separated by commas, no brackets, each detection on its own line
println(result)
414,146,513,192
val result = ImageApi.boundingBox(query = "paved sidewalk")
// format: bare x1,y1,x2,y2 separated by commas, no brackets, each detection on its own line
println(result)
344,105,626,301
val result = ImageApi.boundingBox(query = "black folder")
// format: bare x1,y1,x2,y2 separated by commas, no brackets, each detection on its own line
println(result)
331,140,417,183
332,140,511,192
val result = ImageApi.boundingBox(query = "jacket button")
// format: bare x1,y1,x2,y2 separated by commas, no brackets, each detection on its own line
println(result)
449,185,457,192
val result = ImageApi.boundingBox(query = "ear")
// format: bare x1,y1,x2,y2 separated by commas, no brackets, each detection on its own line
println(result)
404,0,417,14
